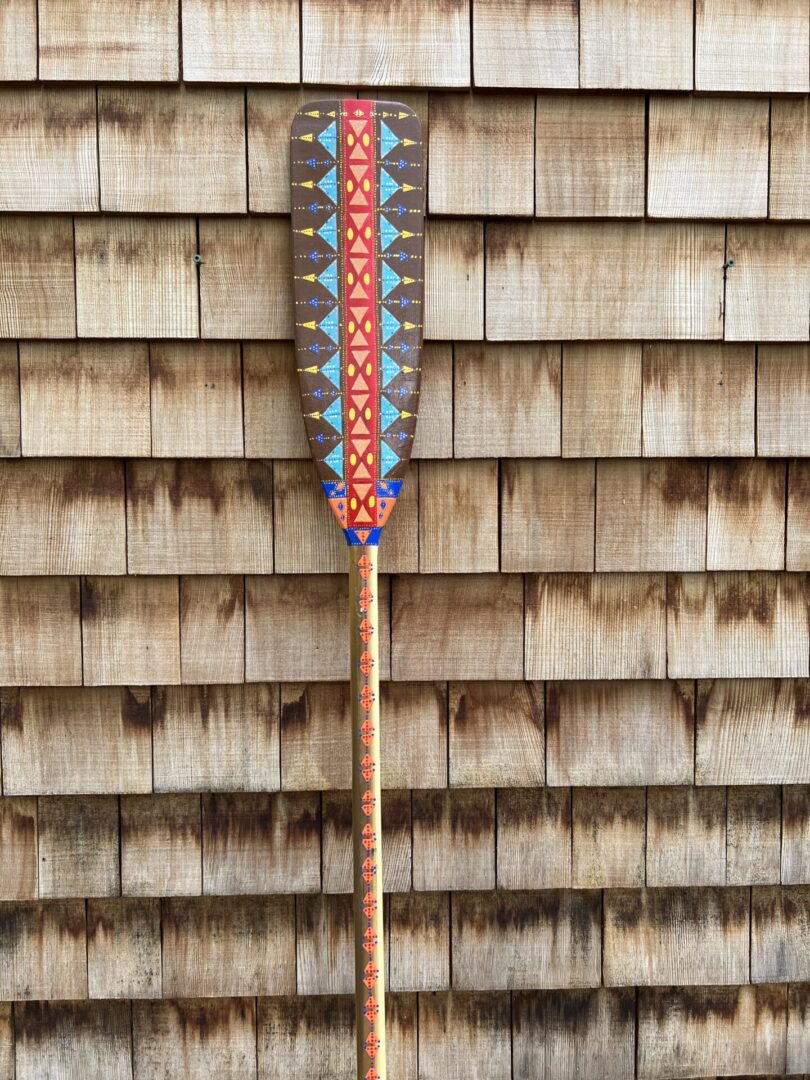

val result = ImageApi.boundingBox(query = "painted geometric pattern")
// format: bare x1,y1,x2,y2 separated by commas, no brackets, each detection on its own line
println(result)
291,100,424,546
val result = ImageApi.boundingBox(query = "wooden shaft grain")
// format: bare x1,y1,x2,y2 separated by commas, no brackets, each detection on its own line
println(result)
349,544,386,1080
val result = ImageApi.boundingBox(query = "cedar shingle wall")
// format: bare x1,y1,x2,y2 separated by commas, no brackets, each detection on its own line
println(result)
0,1,809,1076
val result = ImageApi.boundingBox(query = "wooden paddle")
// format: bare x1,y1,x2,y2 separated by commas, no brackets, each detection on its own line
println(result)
290,99,424,1080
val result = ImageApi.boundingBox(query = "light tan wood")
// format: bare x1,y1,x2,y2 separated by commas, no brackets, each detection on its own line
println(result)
536,95,644,217
697,678,810,785
0,459,125,574
321,789,412,894
15,1001,132,1080
667,572,809,679
271,458,353,574
413,789,495,891
39,0,178,79
0,795,37,899
604,887,750,986
419,459,498,573
0,577,81,686
0,343,19,457
200,217,292,339
153,684,279,792
452,891,601,990
788,461,810,569
425,219,483,340
82,576,180,686
120,794,202,896
572,788,646,889
784,788,810,884
473,0,578,88
513,988,636,1080
502,459,594,573
75,217,199,338
487,222,725,340
562,342,641,458
646,786,727,888
788,983,810,1073
0,900,86,1000
389,892,449,991
526,573,666,680
37,795,119,899
182,0,299,81
243,342,308,459
707,459,786,570
726,225,810,341
696,0,810,91
429,93,534,216
99,86,246,213
87,897,161,998
202,792,321,895
648,96,769,219
392,573,523,681
449,681,543,788
21,341,150,457
179,575,244,684
546,680,694,787
1,687,151,796
0,215,74,338
642,343,755,457
596,459,706,572
301,0,469,85
133,999,257,1080
496,788,571,891
758,344,810,456
752,885,810,981
0,0,36,79
418,992,511,1080
248,575,390,682
455,343,561,458
770,98,810,219
162,895,296,997
377,683,448,790
412,342,452,459
580,0,693,88
0,86,98,211
726,786,781,885
295,893,357,995
0,1002,10,1078
637,985,787,1079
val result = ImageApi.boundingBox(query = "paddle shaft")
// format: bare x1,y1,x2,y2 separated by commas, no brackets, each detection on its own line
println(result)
349,544,386,1079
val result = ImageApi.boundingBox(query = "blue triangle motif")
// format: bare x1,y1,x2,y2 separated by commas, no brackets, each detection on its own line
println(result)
317,122,337,157
324,441,344,477
380,122,400,158
317,214,338,250
381,307,401,343
317,166,338,202
319,351,341,387
319,307,339,343
380,395,400,432
380,441,400,477
321,397,343,433
379,169,400,205
381,352,401,388
381,261,401,298
317,260,338,297
380,216,400,251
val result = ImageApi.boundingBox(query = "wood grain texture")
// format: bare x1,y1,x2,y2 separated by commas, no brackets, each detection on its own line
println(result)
182,0,299,82
302,0,469,85
473,0,578,88
0,0,36,79
199,217,292,339
153,684,279,793
726,225,810,342
418,991,511,1080
82,576,181,686
413,342,453,459
75,217,198,339
180,575,244,684
321,789,412,893
648,96,769,219
87,897,161,999
497,788,571,891
449,681,543,788
770,98,810,219
0,1001,10,1079
295,893,361,995
642,343,756,457
758,344,810,456
536,95,645,217
454,343,561,458
127,459,272,574
546,680,694,787
487,222,725,340
99,86,246,213
419,459,498,573
707,459,786,570
783,787,810,885
389,892,449,991
580,0,693,89
392,573,523,680
502,459,595,573
695,0,810,91
452,890,601,990
751,885,810,981
0,796,37,900
243,342,308,459
0,343,19,458
646,786,727,888
788,982,810,1074
0,577,81,686
14,1001,132,1080
121,794,202,896
429,93,534,216
1,687,151,796
413,789,495,891
696,678,810,785
726,785,781,885
425,219,483,340
526,573,666,680
162,895,296,997
0,215,75,338
133,999,257,1080
572,788,646,889
788,461,810,569
604,887,750,986
0,86,98,211
595,459,707,572
20,341,150,457
37,795,119,899
0,900,86,1000
39,0,179,80
667,572,809,679
562,343,642,458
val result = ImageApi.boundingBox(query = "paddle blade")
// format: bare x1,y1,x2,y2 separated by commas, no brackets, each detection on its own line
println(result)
290,99,424,546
